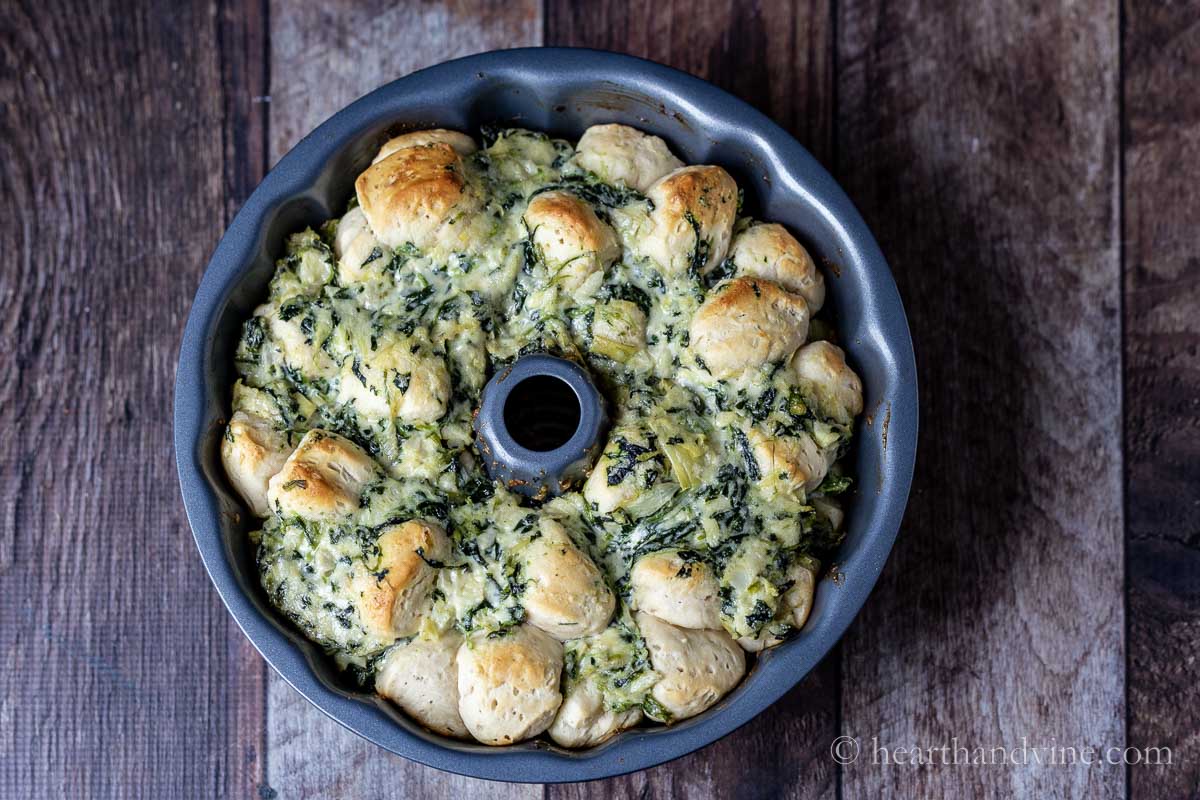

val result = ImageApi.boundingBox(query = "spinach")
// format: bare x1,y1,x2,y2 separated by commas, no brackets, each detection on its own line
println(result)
684,211,710,279
414,547,448,568
299,312,316,344
385,242,420,276
729,428,760,482
606,437,654,486
747,388,777,422
817,473,853,496
278,300,305,322
236,317,265,364
404,285,434,313
350,357,368,387
703,256,736,289
744,599,775,630
521,238,539,273
531,174,648,209
601,283,652,316
416,498,449,522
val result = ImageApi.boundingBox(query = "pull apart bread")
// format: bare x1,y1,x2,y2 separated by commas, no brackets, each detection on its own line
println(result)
221,123,863,748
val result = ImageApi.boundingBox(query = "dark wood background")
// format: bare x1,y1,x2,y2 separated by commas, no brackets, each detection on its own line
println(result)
2,0,1197,797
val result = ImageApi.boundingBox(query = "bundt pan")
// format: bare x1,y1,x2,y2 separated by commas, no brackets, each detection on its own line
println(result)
174,48,918,783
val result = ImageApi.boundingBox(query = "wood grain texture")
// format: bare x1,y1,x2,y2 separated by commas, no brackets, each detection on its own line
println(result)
545,2,838,798
545,0,835,165
261,2,542,797
835,1,1124,798
268,0,543,164
217,1,273,797
0,1,268,798
7,1,1199,797
1123,0,1200,796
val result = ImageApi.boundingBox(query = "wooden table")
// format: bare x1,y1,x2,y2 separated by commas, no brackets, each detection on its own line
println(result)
3,1,1196,797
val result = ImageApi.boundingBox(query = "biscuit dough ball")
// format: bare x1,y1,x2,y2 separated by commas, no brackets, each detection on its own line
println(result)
333,206,386,284
456,625,564,745
746,426,830,498
630,550,722,630
728,223,825,312
524,190,620,296
636,612,745,722
266,429,377,520
790,341,864,426
689,277,810,379
736,556,819,652
355,142,477,250
336,339,451,424
637,165,738,275
521,519,615,640
375,631,470,738
220,411,293,517
548,678,643,748
352,520,450,639
373,129,477,163
583,428,672,516
570,123,683,192
782,556,819,630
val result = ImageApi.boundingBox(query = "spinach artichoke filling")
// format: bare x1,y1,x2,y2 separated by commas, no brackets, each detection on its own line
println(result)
227,125,859,737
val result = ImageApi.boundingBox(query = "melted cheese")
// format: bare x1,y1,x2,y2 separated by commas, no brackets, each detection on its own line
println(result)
228,124,862,744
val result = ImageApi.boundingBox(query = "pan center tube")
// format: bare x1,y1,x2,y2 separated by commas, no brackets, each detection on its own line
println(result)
473,354,608,499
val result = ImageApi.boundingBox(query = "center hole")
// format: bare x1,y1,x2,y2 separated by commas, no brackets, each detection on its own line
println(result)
503,374,582,452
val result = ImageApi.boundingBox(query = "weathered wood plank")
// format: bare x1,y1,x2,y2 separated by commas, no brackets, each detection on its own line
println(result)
262,2,542,796
217,1,273,797
545,0,835,166
835,1,1124,797
1123,0,1200,796
0,1,268,798
268,0,543,164
545,2,838,798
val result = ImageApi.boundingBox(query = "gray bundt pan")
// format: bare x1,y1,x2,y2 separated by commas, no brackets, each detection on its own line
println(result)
174,48,917,783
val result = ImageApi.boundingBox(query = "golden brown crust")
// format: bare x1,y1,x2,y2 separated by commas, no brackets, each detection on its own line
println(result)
729,223,825,312
266,429,377,520
353,520,449,639
638,165,738,275
355,142,475,250
373,129,477,163
689,277,810,379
